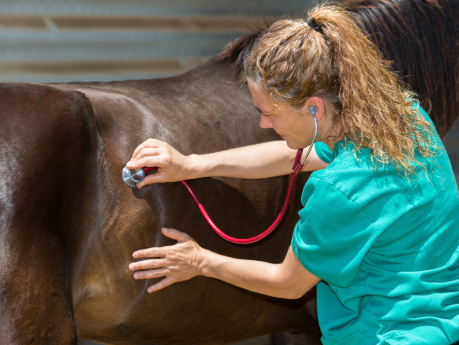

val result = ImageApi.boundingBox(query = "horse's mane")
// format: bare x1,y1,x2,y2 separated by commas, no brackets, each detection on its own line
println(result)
219,29,267,80
220,0,459,137
347,0,459,137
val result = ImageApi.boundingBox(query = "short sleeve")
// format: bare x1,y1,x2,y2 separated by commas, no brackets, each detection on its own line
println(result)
314,142,334,164
291,177,377,288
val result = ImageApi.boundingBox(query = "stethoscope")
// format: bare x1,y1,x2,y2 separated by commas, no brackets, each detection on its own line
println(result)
122,106,318,244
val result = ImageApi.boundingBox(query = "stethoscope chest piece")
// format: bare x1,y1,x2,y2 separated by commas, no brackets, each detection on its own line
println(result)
122,166,146,188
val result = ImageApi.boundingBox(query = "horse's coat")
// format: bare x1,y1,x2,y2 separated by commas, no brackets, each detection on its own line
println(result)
0,61,321,345
0,0,458,344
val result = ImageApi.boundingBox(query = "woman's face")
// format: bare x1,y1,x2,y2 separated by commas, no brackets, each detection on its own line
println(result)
248,80,318,150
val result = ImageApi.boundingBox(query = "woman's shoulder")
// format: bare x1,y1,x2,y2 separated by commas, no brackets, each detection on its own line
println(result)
309,149,380,209
312,140,375,186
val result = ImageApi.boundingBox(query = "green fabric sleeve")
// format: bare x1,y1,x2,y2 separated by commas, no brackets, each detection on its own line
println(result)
314,142,334,164
291,177,377,288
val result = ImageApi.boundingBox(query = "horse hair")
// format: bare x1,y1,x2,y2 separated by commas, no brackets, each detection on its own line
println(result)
220,0,459,138
219,30,267,81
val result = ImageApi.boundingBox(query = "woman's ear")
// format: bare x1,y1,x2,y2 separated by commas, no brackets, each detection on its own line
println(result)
302,97,325,121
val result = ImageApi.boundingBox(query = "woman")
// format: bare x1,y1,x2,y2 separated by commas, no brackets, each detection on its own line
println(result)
127,4,459,344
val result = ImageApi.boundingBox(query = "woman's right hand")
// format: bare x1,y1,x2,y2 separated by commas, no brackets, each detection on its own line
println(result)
126,139,196,188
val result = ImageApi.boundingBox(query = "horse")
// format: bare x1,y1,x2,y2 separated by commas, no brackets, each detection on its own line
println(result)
0,0,457,344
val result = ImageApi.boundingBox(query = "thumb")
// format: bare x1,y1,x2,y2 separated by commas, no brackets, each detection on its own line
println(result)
161,227,191,242
137,172,166,188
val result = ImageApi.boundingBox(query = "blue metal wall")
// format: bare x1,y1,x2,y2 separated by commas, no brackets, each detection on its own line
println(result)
0,0,315,83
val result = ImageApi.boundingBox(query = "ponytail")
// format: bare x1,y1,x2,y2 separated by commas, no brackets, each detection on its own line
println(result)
244,3,438,175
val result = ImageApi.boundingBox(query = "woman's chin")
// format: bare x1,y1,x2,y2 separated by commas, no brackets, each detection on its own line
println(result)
286,140,308,150
285,140,299,150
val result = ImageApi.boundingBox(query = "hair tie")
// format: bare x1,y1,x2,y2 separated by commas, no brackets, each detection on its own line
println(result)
307,20,323,34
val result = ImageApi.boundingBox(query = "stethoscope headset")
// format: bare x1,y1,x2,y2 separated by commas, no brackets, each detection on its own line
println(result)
122,106,318,244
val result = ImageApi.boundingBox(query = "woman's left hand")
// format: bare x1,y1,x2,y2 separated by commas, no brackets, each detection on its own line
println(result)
129,228,202,293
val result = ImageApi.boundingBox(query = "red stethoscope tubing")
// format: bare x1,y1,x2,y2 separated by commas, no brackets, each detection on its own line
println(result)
142,149,304,244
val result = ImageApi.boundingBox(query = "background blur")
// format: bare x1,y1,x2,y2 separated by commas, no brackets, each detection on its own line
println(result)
0,0,314,83
1,1,456,345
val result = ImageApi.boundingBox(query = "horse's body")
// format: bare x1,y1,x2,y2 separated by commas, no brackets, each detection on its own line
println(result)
0,0,458,344
0,60,320,345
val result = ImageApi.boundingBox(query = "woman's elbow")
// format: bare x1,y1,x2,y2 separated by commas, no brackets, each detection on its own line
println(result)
284,288,309,300
278,282,312,300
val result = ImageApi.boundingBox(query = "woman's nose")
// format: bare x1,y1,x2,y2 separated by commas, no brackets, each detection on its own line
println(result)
259,114,273,129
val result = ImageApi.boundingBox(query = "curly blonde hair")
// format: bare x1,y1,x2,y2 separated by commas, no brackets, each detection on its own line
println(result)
243,3,438,175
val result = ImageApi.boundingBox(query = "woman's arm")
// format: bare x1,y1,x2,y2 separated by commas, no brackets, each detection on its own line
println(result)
126,139,327,188
128,228,320,299
190,140,327,178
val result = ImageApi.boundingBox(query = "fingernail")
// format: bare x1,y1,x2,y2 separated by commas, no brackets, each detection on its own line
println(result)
127,160,131,165
134,273,139,279
163,228,168,232
129,264,134,270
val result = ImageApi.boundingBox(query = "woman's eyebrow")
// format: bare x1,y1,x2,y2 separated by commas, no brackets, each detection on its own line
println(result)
255,105,275,115
255,106,271,115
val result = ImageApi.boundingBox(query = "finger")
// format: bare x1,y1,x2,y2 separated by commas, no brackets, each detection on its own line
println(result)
161,227,192,242
130,142,151,163
132,247,166,259
135,148,162,161
148,276,176,293
137,172,167,188
129,259,166,271
127,148,162,169
133,268,169,280
127,155,166,170
131,139,162,160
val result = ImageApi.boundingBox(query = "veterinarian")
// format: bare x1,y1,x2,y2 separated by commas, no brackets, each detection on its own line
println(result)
127,4,459,344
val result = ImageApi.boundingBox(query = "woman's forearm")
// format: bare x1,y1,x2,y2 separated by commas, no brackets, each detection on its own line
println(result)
188,140,294,179
127,139,326,186
198,248,298,299
188,140,322,180
129,228,320,297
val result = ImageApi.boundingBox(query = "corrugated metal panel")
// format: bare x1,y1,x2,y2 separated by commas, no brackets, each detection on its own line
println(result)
0,0,310,16
0,0,315,83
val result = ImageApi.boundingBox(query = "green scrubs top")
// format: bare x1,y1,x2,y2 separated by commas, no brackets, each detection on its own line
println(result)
291,103,459,345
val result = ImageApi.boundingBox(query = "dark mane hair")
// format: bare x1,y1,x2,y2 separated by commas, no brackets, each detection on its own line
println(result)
347,0,459,137
220,0,459,137
219,30,266,79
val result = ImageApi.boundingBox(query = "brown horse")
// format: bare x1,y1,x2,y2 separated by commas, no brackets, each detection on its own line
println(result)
0,0,457,344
